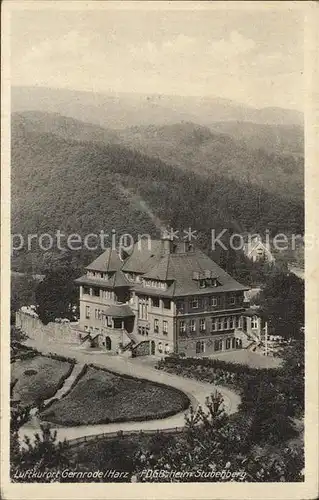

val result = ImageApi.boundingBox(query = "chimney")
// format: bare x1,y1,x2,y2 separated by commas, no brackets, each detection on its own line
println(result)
161,232,173,255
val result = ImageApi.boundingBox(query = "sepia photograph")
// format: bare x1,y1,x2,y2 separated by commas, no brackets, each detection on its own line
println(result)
1,1,318,499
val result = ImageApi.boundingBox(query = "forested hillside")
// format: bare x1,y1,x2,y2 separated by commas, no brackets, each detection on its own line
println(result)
11,114,304,273
13,112,304,201
209,121,303,157
118,123,303,200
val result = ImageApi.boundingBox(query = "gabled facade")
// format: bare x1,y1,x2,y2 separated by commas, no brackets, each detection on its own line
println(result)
243,235,275,263
74,238,263,357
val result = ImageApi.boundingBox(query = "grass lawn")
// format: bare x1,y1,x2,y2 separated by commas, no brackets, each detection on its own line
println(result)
11,355,73,407
41,367,189,426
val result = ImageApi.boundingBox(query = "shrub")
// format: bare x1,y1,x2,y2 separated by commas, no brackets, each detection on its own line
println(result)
24,369,38,376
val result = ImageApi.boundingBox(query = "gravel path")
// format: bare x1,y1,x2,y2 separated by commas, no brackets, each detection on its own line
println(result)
19,339,240,444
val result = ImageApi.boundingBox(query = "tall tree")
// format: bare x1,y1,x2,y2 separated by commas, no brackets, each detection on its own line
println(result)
257,269,304,339
35,251,80,324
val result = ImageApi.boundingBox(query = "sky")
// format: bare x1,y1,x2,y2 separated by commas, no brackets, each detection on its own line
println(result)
10,3,305,111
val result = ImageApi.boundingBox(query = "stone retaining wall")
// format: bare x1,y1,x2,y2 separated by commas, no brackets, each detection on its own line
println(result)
15,311,81,345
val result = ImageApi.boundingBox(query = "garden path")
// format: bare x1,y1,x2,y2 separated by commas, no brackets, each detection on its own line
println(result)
19,338,240,445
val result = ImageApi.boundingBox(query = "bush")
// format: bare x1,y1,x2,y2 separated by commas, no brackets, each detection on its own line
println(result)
24,369,38,376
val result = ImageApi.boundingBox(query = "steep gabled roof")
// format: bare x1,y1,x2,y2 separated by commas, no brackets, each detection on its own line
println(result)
122,239,163,273
142,254,170,280
163,248,247,296
81,239,249,297
86,248,123,272
74,269,130,288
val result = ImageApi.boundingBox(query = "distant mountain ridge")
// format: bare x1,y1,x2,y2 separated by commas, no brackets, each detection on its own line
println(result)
13,111,304,202
12,86,303,128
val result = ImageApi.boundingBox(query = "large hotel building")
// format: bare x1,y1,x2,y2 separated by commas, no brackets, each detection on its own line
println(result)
74,238,262,357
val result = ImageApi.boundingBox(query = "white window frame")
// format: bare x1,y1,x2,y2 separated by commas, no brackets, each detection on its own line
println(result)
211,297,218,307
85,305,90,319
199,318,206,331
163,320,168,334
191,298,198,309
190,319,196,332
179,320,186,334
251,316,259,329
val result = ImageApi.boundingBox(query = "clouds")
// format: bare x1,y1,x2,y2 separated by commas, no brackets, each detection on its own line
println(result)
10,8,304,110
210,31,255,59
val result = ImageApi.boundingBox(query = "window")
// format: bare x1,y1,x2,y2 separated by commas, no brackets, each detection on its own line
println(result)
83,286,90,295
138,326,148,336
163,320,168,335
85,305,90,319
235,338,242,348
179,320,186,334
226,338,231,350
93,287,100,297
199,279,206,288
158,342,163,353
223,317,228,330
211,318,217,331
138,299,148,319
107,316,112,327
190,319,196,333
164,343,170,354
251,316,259,329
176,300,184,313
151,297,160,308
229,296,235,305
232,337,236,349
217,317,223,330
199,319,206,332
154,319,159,333
191,298,198,309
229,316,234,329
235,316,240,328
196,340,205,354
163,299,171,310
211,297,218,307
84,325,88,332
214,339,223,351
